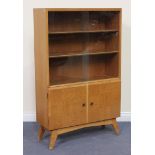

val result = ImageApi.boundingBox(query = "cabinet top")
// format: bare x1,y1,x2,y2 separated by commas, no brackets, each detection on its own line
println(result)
33,8,122,12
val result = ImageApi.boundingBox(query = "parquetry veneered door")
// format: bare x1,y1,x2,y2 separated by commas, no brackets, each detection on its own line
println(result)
88,80,121,123
48,84,87,130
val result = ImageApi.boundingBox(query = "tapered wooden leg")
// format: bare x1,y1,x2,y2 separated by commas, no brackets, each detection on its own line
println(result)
112,119,120,135
49,131,58,150
38,126,45,142
46,119,120,150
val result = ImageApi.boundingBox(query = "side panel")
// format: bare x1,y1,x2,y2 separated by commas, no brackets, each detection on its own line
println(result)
118,10,122,78
48,84,87,130
34,9,49,128
88,79,121,123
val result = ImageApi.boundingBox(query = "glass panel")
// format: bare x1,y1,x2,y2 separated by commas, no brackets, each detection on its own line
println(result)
86,32,118,53
49,33,85,56
49,32,118,57
88,11,119,31
87,54,119,82
85,11,119,56
48,11,119,85
49,56,87,85
49,54,119,85
48,11,86,32
48,11,119,32
48,11,89,57
48,11,89,85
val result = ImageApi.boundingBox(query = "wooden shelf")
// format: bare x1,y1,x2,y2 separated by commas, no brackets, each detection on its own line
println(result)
51,75,117,85
49,29,118,35
49,51,118,58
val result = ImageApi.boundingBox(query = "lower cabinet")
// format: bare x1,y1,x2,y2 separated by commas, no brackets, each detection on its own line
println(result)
88,80,121,123
48,84,87,130
48,79,121,130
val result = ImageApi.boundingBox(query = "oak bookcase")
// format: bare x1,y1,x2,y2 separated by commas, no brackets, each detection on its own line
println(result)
34,8,122,150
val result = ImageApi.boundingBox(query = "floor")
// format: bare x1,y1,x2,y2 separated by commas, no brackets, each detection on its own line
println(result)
23,122,131,155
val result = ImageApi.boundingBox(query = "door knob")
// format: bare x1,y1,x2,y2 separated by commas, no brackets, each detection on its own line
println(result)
90,102,94,106
82,103,86,107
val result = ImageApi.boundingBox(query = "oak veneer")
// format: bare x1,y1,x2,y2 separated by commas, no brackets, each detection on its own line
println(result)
34,8,122,150
88,80,120,123
34,9,49,129
48,84,87,129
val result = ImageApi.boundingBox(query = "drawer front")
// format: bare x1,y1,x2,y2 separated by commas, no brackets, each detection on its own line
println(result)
88,80,121,123
48,84,87,130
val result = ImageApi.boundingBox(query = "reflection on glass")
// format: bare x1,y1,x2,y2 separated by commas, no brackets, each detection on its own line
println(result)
48,11,119,32
48,11,119,85
49,54,118,85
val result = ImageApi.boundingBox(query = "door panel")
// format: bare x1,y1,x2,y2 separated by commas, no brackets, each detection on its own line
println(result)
88,80,120,123
48,84,87,130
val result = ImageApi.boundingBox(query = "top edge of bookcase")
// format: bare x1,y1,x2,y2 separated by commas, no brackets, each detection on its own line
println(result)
33,8,122,12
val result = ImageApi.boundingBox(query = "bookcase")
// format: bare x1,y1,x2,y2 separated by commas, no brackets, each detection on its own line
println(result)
34,8,121,150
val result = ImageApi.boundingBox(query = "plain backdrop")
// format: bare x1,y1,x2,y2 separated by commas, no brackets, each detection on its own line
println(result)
1,0,155,155
23,0,131,120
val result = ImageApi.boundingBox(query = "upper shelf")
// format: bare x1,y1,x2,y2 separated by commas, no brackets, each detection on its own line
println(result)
49,29,118,35
48,11,120,34
49,50,118,58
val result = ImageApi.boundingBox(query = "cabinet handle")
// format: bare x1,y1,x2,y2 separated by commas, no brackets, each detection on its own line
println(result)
82,103,86,107
90,102,94,106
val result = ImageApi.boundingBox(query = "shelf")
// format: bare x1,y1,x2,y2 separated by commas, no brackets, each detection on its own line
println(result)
48,11,120,86
50,75,117,85
49,32,118,57
48,11,119,33
49,54,119,86
49,29,118,35
49,51,118,58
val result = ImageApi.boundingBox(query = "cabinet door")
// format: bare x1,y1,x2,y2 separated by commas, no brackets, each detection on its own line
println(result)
48,84,87,130
88,80,121,123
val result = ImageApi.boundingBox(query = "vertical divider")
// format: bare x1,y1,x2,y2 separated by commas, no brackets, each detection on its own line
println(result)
86,83,89,123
